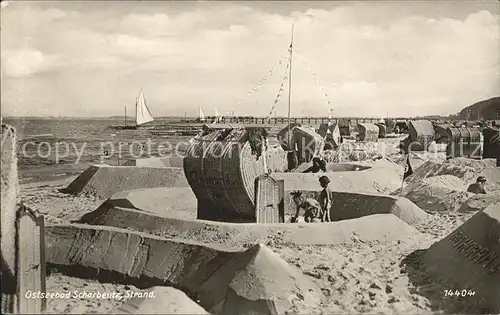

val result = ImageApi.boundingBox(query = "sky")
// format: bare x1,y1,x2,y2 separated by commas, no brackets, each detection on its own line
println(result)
1,0,499,118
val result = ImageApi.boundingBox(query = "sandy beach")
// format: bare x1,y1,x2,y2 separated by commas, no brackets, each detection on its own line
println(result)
18,156,484,314
3,2,499,311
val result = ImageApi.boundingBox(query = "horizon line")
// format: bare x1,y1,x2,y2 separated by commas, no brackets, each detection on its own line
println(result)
2,114,465,120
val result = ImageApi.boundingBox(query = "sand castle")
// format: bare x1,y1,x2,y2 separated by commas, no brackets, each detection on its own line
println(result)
4,121,500,314
61,164,189,199
45,224,322,314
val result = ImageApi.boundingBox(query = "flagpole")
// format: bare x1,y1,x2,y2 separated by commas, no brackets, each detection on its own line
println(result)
287,24,294,149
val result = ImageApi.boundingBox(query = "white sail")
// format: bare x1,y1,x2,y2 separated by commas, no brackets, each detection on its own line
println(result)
213,108,221,124
136,90,154,126
199,107,205,121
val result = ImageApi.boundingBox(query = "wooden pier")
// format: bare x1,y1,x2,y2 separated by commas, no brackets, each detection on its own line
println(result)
201,116,407,125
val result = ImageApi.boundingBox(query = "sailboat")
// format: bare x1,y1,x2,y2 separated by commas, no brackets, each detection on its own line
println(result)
198,107,206,122
109,90,155,130
213,108,222,124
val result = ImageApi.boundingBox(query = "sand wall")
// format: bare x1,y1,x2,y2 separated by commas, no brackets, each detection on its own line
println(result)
122,156,184,168
77,206,421,246
45,224,320,314
283,190,427,225
1,124,19,312
79,187,197,223
403,203,500,313
271,161,403,195
61,165,188,199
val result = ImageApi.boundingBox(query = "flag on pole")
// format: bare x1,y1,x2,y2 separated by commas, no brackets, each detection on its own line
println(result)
403,154,413,180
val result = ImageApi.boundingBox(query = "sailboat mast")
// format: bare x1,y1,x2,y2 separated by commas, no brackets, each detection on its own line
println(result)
124,106,127,126
135,96,138,126
287,24,294,148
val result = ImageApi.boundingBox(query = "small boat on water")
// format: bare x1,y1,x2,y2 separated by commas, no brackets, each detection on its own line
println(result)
213,108,223,124
108,90,155,130
150,107,209,136
198,107,206,122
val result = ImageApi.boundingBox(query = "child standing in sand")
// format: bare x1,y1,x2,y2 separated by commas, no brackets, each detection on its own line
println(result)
318,176,332,222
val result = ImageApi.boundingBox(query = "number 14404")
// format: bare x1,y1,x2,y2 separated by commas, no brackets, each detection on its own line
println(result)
444,289,476,297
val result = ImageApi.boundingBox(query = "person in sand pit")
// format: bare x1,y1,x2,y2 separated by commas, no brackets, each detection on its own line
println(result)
291,191,322,223
303,157,327,173
467,176,487,194
318,175,332,222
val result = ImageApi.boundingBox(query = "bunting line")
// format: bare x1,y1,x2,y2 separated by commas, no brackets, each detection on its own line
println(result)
266,56,290,119
295,52,333,108
235,52,289,109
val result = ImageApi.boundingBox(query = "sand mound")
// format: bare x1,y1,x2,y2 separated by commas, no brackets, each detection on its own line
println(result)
402,184,471,212
79,187,197,223
61,165,188,199
400,175,500,212
419,174,467,190
405,160,476,184
445,157,497,169
208,244,321,315
77,206,421,246
400,175,469,212
406,158,497,185
112,287,208,314
45,224,320,314
272,159,403,194
402,202,500,313
403,158,500,198
122,156,184,168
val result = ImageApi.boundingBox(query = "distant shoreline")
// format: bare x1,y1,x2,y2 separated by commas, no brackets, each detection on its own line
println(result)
3,116,190,120
2,115,459,120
